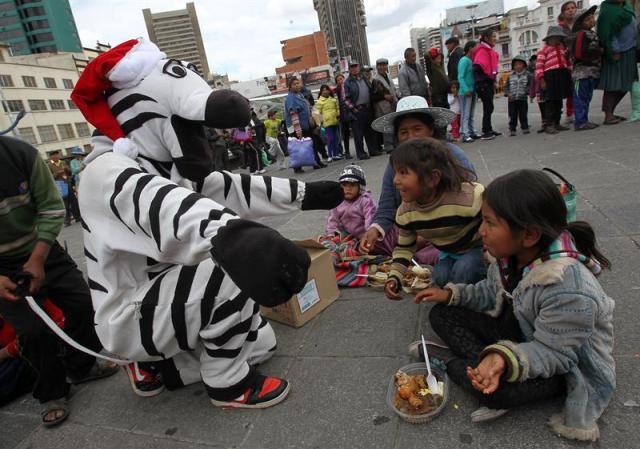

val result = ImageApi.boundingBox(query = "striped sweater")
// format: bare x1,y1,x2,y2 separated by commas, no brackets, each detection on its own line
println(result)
535,44,571,80
0,137,66,257
390,182,484,283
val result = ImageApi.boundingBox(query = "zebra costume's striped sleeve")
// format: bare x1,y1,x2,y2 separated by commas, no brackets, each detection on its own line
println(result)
200,171,305,220
82,154,238,267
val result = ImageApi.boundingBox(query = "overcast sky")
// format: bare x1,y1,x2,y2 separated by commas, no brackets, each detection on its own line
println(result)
69,0,544,81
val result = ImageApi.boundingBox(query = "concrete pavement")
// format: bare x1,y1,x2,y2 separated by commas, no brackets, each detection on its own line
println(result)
2,93,640,449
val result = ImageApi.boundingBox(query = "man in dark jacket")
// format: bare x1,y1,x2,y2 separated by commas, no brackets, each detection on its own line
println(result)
446,37,464,82
343,61,381,159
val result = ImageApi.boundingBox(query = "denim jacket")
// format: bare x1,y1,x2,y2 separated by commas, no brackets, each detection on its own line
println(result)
370,143,475,237
446,257,615,440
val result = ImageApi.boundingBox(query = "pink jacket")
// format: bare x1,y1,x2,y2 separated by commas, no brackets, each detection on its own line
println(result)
472,42,499,80
325,191,377,238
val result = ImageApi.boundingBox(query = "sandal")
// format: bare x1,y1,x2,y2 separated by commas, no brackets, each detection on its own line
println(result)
68,360,119,385
603,118,621,125
614,115,627,121
41,399,69,428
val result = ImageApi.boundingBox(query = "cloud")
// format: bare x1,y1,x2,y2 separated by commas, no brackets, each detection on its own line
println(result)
69,0,542,81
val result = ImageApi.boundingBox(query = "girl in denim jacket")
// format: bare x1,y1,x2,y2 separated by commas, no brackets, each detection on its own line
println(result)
416,169,614,442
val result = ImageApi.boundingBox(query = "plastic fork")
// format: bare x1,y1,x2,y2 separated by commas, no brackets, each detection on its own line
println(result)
421,334,440,395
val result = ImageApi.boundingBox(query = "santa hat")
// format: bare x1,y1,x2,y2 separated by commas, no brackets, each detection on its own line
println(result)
71,38,166,159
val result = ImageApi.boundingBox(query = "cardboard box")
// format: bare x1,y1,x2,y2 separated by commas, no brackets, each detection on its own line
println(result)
260,239,340,327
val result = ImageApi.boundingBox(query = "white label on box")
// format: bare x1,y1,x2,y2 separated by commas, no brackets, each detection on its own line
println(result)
297,279,320,313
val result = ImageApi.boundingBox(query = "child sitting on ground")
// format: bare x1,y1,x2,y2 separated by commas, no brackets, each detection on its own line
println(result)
570,6,602,131
384,138,486,299
325,165,377,240
447,82,461,141
504,55,532,136
416,169,614,441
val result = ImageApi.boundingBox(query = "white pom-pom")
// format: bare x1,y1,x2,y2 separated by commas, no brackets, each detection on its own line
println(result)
113,138,138,159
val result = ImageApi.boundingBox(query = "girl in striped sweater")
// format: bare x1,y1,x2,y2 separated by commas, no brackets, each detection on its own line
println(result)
384,138,487,299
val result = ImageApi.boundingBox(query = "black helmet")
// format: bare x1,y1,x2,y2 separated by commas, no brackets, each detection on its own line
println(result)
339,164,366,186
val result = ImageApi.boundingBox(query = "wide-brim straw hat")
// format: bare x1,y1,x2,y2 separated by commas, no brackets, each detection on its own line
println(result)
543,25,567,41
572,6,598,33
371,96,456,133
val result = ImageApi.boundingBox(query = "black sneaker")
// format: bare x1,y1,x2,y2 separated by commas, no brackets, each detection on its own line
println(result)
480,133,495,140
210,374,290,409
470,134,481,140
462,136,475,143
345,154,353,160
522,129,531,134
492,130,502,137
509,130,516,136
358,154,370,160
123,362,165,397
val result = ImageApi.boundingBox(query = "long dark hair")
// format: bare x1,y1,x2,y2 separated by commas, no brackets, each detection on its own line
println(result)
391,138,476,197
484,169,610,268
393,112,445,140
318,84,333,99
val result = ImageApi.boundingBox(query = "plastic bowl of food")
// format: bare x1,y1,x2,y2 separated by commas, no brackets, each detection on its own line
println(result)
386,362,449,424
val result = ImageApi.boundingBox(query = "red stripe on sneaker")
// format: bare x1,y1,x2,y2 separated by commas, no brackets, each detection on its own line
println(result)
257,377,282,399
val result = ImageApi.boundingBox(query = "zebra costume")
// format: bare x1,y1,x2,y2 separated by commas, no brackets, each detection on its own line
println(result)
71,39,342,404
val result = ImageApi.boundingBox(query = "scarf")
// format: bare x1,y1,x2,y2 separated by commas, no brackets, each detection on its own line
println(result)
498,230,602,292
597,0,636,58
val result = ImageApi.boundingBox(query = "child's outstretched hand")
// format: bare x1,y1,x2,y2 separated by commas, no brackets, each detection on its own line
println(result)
466,353,506,394
384,279,402,300
414,288,451,304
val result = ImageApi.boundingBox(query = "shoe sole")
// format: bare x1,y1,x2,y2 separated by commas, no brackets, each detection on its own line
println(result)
124,366,165,398
210,382,291,409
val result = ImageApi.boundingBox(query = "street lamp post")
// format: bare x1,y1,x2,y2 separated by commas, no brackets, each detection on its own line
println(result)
466,4,479,40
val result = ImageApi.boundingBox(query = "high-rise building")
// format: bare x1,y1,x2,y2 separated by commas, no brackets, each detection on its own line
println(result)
0,0,82,55
409,27,442,72
313,0,370,67
142,2,211,80
275,31,329,75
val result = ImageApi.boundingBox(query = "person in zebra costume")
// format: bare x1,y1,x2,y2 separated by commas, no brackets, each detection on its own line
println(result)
70,38,343,409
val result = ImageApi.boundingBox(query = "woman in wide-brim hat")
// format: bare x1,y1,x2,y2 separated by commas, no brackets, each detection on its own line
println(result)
597,0,638,124
361,95,476,264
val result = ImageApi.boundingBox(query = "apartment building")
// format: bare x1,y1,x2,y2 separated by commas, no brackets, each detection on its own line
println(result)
0,44,93,157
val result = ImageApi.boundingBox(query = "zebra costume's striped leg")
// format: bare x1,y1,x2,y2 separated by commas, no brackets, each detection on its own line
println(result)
125,259,277,400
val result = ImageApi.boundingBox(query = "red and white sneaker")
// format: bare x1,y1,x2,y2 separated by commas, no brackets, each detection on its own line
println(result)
210,374,290,409
123,362,165,397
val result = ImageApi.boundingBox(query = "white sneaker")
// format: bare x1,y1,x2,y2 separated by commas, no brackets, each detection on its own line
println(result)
258,169,266,174
333,155,342,160
327,157,333,162
470,406,509,423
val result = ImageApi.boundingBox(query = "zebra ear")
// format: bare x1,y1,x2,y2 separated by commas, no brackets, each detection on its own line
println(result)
113,137,139,159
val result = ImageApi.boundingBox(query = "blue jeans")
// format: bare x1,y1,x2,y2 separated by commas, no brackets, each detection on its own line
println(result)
572,78,598,128
432,247,487,287
325,125,340,158
459,93,477,138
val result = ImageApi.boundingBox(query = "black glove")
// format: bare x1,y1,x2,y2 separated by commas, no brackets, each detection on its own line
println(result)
301,181,343,211
210,219,310,307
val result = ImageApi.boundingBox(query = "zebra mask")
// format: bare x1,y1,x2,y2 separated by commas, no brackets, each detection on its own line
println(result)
72,38,251,184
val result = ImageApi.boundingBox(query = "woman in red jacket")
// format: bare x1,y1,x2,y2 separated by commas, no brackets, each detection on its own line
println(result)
472,29,502,140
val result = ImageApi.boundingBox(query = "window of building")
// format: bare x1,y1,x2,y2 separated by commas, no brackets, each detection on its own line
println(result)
28,32,53,44
519,30,539,46
16,0,42,5
0,28,24,39
501,43,509,58
25,19,49,31
49,99,65,110
0,2,14,11
22,75,37,87
18,127,37,145
0,15,19,26
43,77,57,88
62,78,74,89
547,7,554,19
57,124,75,140
37,125,57,142
20,6,46,18
3,100,24,112
75,122,90,137
67,99,77,109
577,1,583,8
28,99,47,111
0,74,14,87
